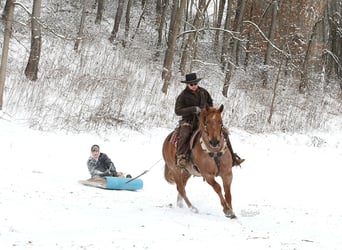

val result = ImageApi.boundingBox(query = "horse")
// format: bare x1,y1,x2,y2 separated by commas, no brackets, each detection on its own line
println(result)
162,104,236,218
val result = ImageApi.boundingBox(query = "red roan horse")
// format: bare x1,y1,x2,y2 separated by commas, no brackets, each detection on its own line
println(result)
162,105,236,218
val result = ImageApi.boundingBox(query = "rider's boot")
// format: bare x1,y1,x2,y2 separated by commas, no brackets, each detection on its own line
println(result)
222,127,245,167
176,154,187,169
233,153,245,166
176,123,192,169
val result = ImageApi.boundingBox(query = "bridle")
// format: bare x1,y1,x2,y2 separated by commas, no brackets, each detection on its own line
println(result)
199,113,228,172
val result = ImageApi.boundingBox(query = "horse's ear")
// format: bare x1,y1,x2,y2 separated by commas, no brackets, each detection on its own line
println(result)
219,104,224,113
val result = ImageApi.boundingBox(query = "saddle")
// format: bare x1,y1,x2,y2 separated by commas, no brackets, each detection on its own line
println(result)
169,128,201,150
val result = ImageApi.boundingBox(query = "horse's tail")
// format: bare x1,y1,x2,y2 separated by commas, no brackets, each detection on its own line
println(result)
164,163,175,184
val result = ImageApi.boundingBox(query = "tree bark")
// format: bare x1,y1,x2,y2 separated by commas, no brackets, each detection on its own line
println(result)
74,0,87,51
95,0,103,24
161,0,187,94
268,60,283,124
157,0,168,47
214,0,225,52
179,0,210,74
0,0,14,109
122,0,132,47
109,0,124,42
131,0,146,41
299,19,321,93
1,0,11,21
220,0,231,70
25,0,42,81
222,0,247,97
262,0,278,87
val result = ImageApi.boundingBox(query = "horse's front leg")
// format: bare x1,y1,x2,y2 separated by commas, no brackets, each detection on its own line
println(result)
221,172,236,218
204,175,235,218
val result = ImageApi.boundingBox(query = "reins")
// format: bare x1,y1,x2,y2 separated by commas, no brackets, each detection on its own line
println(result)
198,111,228,175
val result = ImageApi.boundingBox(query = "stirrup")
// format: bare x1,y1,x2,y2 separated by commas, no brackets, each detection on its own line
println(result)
176,155,187,169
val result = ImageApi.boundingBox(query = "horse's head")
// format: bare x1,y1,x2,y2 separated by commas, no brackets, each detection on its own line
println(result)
199,104,224,148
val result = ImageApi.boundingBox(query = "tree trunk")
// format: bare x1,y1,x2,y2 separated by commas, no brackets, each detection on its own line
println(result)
25,0,42,81
131,0,146,41
214,0,225,52
299,19,321,93
1,0,11,21
74,0,87,51
122,0,132,47
95,0,103,24
161,0,186,94
262,0,278,87
232,0,247,65
109,0,124,42
243,0,255,69
157,0,168,47
220,0,231,70
222,0,247,97
268,60,283,124
0,0,14,109
327,0,342,82
179,0,209,74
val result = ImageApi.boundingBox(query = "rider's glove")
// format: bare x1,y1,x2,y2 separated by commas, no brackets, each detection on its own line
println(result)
194,106,201,114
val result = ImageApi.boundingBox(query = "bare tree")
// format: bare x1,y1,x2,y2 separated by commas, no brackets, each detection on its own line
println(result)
325,0,342,84
222,0,247,97
156,0,169,48
25,0,42,81
299,20,322,93
1,0,11,20
161,0,187,93
109,0,124,42
179,0,211,74
94,0,104,24
131,0,145,41
268,59,283,124
74,0,87,51
262,0,278,87
220,0,232,70
214,0,225,51
0,0,14,109
123,0,133,46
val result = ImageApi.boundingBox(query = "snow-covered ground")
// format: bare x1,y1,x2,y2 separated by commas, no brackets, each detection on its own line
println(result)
0,117,341,250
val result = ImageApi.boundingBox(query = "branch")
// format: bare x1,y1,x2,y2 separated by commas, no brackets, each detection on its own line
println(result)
243,20,290,58
178,26,244,42
323,49,341,67
14,2,75,41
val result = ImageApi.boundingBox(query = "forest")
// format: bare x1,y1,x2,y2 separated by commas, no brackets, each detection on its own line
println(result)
0,0,341,133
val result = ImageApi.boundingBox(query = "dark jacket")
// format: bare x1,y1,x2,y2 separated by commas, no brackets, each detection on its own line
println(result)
175,86,213,124
87,152,117,178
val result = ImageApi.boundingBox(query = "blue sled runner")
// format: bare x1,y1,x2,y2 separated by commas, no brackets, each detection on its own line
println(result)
79,176,143,191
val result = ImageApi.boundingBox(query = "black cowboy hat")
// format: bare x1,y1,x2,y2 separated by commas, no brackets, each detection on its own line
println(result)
181,73,202,83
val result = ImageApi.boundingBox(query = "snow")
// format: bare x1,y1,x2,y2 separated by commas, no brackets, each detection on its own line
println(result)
0,117,342,250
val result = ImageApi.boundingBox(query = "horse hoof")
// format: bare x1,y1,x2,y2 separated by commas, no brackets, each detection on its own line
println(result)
190,206,199,213
225,210,236,219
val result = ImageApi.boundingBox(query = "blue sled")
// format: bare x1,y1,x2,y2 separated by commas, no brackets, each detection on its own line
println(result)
104,176,143,190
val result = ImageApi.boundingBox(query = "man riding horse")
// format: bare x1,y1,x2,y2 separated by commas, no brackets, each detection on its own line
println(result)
175,73,245,168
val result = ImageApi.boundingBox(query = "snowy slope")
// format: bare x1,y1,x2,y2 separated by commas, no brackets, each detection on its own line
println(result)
0,118,341,250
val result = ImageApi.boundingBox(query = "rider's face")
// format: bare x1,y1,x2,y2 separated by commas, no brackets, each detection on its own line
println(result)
187,83,198,91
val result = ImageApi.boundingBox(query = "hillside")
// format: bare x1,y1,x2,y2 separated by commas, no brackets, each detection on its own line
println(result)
1,0,341,133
